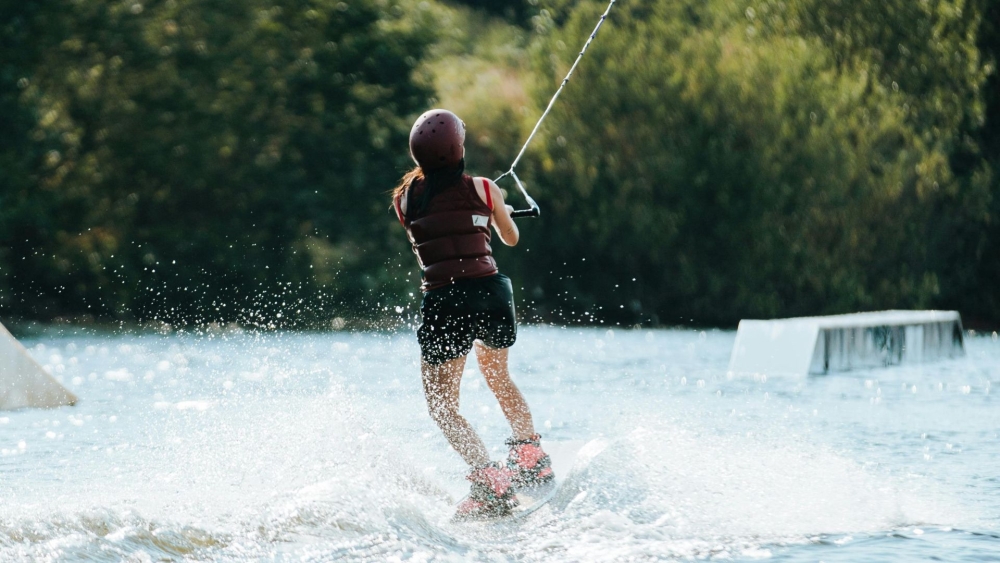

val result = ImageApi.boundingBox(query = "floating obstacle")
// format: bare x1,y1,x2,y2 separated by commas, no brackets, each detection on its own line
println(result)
0,321,77,410
728,310,965,376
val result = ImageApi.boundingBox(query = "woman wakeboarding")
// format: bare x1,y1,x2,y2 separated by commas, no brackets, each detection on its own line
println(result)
392,109,553,520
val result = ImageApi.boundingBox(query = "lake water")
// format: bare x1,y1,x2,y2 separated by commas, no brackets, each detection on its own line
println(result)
1,326,998,561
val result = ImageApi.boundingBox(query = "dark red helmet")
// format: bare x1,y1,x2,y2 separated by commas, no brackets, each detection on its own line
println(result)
409,109,465,170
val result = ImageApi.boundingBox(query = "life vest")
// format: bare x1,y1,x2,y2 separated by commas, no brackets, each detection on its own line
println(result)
395,174,497,291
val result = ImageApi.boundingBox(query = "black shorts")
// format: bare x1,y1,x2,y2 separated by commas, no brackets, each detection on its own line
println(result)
417,273,517,365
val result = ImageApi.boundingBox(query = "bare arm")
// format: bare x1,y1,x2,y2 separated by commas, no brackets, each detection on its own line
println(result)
477,178,519,246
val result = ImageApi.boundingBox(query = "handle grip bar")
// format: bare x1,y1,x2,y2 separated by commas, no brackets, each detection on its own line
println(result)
511,207,541,219
496,170,541,220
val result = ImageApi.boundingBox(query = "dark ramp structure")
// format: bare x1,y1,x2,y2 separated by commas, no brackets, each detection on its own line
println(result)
0,321,77,410
728,310,965,376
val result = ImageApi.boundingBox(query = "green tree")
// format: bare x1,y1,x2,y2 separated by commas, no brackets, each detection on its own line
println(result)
956,0,1000,323
0,1,79,316
6,0,434,325
519,0,991,325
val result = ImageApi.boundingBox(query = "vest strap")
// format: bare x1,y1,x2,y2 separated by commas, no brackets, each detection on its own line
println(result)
481,178,493,211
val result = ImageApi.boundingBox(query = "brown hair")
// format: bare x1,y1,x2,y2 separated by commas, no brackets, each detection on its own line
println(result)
392,166,424,202
390,159,465,218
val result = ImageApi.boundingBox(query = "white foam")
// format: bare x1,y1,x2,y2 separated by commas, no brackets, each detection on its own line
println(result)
557,423,959,543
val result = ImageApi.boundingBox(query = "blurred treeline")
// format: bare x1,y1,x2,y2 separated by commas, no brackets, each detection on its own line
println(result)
1,0,998,329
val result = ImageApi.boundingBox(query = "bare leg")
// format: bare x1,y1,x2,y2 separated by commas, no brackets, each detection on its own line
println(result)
475,342,536,441
422,356,490,467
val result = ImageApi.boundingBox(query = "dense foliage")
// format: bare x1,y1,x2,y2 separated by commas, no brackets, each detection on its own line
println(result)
1,0,997,328
500,0,999,326
2,0,433,326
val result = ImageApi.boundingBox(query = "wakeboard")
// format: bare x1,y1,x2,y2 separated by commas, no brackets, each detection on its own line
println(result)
452,440,584,522
508,480,559,519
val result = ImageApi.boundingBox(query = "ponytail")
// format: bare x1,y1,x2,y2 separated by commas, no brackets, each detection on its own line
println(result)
390,159,465,218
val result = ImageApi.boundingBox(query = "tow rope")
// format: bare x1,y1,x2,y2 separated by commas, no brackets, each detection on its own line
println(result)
498,0,618,218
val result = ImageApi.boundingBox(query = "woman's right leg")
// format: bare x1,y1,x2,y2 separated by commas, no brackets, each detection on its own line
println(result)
475,342,554,486
474,342,535,441
422,355,490,467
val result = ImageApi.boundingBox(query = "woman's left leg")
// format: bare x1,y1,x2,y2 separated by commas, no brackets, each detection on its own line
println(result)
425,353,519,518
422,355,491,467
474,342,535,441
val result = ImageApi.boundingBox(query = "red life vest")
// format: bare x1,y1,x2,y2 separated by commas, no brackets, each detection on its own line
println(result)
395,174,497,291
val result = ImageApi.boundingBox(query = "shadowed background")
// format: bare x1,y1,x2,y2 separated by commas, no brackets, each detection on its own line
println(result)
1,0,998,329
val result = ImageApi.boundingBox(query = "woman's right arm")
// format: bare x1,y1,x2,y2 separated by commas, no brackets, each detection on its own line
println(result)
486,180,519,246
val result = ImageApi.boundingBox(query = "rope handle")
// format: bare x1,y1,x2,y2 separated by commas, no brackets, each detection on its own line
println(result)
507,171,541,218
498,0,617,219
510,207,540,219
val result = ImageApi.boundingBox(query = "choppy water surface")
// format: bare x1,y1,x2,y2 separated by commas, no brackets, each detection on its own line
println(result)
0,326,998,562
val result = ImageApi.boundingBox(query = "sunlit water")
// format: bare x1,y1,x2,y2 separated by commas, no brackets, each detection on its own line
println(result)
1,326,998,561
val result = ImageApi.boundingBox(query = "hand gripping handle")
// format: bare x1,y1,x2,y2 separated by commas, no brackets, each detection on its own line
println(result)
498,170,541,220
